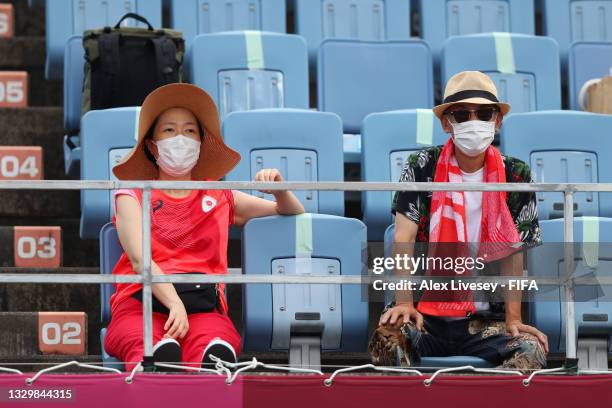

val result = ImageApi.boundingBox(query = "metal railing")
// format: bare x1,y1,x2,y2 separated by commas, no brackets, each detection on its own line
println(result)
2,179,611,362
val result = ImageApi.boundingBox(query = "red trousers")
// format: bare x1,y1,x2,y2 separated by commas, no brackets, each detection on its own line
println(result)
104,297,242,371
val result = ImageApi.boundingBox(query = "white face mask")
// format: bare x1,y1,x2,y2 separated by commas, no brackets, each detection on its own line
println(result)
451,120,495,157
153,134,201,177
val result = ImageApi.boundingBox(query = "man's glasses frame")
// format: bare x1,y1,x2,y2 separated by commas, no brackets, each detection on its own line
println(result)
444,107,500,124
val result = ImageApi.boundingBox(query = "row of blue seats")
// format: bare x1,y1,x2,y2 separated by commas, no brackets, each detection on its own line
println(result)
66,32,571,175
45,0,612,79
77,108,612,240
99,215,612,369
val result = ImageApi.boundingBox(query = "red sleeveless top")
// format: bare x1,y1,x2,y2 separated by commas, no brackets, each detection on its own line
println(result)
109,188,234,316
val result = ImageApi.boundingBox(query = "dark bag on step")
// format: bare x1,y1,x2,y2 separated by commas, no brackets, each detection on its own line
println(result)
132,274,221,315
82,13,184,115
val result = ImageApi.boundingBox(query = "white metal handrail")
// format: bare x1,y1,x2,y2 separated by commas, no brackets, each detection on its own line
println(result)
0,180,596,363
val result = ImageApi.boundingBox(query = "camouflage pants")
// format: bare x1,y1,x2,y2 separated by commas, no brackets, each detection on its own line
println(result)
369,314,547,372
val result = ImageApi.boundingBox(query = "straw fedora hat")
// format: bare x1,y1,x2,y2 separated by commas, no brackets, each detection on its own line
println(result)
112,83,241,181
433,71,511,119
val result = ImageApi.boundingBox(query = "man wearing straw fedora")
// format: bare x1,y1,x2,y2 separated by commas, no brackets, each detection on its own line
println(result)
369,71,548,371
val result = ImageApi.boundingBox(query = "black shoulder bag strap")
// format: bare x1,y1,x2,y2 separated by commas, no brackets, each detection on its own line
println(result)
151,35,178,85
97,31,121,108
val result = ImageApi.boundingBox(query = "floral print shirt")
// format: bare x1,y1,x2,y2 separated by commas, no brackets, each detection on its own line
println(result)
392,146,542,248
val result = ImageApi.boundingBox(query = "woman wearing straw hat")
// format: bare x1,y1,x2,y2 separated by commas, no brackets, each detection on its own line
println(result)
104,83,305,371
370,71,548,371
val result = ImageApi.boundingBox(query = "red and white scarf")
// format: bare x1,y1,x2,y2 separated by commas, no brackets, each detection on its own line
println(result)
418,139,521,317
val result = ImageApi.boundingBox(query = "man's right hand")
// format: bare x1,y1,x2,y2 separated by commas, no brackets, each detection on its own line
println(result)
164,300,189,339
379,303,424,331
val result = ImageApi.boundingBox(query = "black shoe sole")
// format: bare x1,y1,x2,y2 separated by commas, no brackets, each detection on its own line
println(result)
153,341,183,372
202,343,236,368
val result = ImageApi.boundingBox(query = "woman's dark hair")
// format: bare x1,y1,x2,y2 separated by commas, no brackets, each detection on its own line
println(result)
143,118,205,166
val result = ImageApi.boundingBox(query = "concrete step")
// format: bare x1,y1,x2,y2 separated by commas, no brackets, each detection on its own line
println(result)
4,0,45,37
0,37,62,107
0,267,101,354
0,221,100,267
0,312,88,358
0,37,45,69
1,107,65,179
0,190,80,218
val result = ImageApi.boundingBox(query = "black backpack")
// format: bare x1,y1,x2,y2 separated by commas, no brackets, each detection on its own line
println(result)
82,13,185,114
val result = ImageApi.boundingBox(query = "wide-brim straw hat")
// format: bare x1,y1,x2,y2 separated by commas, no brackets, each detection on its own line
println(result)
112,83,241,181
433,71,511,119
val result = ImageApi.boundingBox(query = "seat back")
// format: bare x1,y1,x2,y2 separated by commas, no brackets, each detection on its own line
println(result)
45,0,162,79
318,39,434,133
500,111,612,220
568,42,612,110
188,31,309,120
419,0,534,62
528,217,612,354
64,35,85,135
80,107,138,239
170,0,286,49
294,0,411,65
542,0,612,63
361,109,448,239
442,33,561,113
223,109,345,216
100,223,122,323
242,214,368,352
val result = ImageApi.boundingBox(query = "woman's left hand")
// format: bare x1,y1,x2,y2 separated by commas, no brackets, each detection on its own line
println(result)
255,168,284,195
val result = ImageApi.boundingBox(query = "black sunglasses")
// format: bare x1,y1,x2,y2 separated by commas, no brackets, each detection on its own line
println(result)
445,107,499,123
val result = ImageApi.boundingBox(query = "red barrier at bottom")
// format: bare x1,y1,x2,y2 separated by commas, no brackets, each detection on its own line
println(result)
0,373,611,407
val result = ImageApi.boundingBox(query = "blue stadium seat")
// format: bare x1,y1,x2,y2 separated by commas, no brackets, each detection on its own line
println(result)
528,217,612,365
242,214,369,358
500,111,612,220
542,0,612,65
45,0,162,80
442,33,561,113
294,0,411,66
318,39,434,134
568,42,612,110
80,108,138,239
63,35,86,177
223,109,345,216
188,31,309,120
100,223,125,370
419,0,535,62
383,225,495,368
169,0,286,50
361,109,448,240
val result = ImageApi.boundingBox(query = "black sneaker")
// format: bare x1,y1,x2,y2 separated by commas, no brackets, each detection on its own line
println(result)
152,338,183,372
201,338,237,368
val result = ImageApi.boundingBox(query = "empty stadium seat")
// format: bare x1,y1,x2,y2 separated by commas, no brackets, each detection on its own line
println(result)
63,35,86,177
80,108,138,239
318,39,434,134
45,0,162,79
294,0,411,66
169,0,286,50
223,109,345,216
568,42,612,110
542,0,612,64
242,214,369,368
188,31,309,120
383,225,495,368
442,33,561,113
361,109,448,240
419,0,535,62
528,217,612,369
100,223,124,370
500,111,612,220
